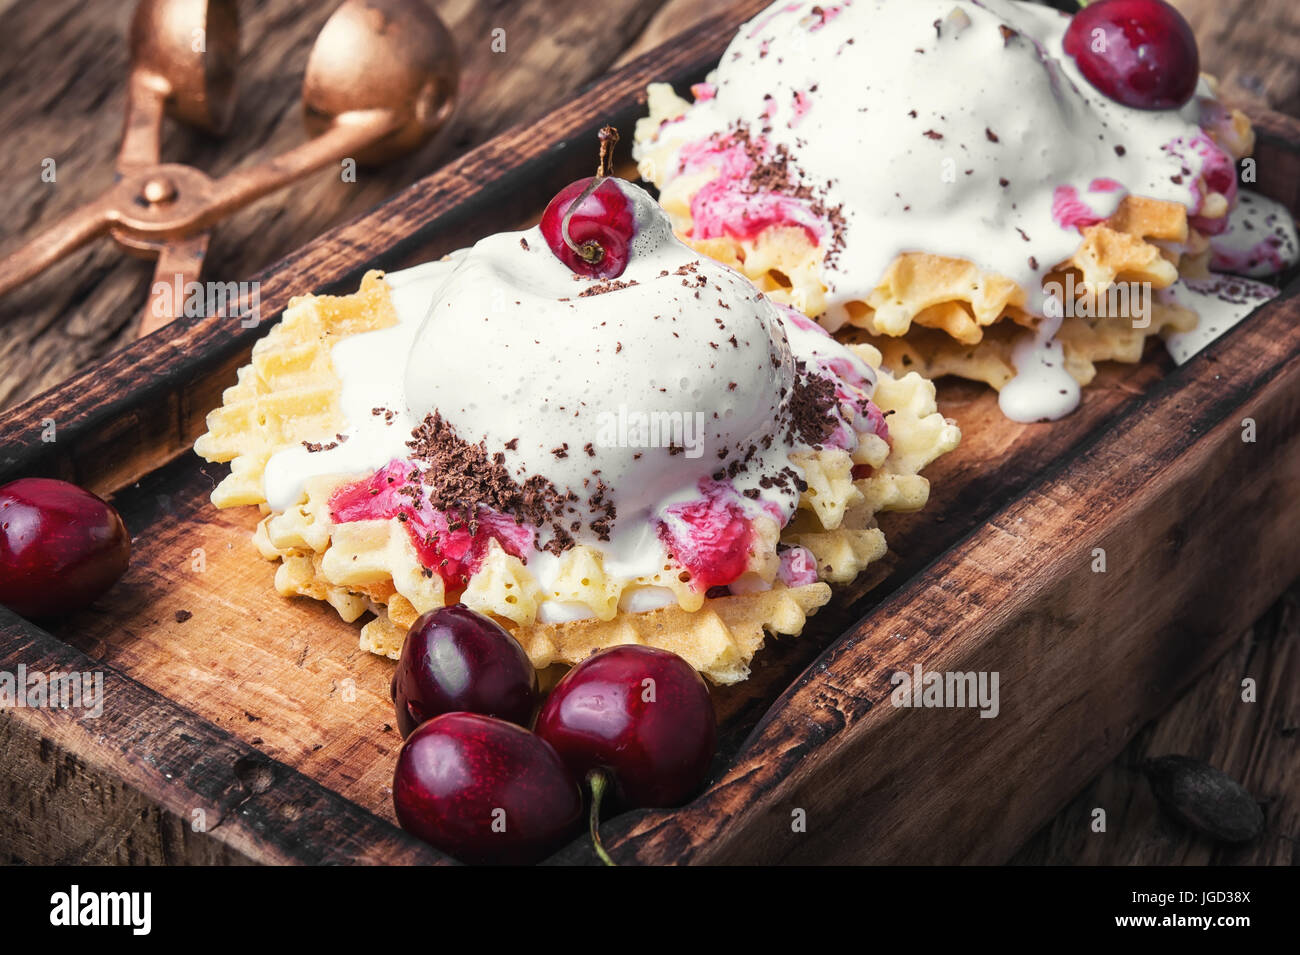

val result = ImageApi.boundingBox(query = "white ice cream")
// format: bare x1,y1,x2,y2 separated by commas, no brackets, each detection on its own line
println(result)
262,181,882,585
636,0,1267,420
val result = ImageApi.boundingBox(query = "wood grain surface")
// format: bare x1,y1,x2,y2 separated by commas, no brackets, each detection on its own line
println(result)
1,0,1297,865
0,0,777,866
1012,581,1300,865
0,599,445,865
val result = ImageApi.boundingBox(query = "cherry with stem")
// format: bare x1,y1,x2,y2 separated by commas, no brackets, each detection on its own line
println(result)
560,126,621,268
540,125,636,279
534,645,718,866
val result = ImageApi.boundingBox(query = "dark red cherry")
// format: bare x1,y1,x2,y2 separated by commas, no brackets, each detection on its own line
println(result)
1063,0,1199,110
535,646,716,865
539,124,635,279
390,604,538,735
536,645,716,806
0,478,130,619
540,177,636,279
392,712,583,865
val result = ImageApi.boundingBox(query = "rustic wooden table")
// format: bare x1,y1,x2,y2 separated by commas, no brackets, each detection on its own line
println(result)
0,0,1295,864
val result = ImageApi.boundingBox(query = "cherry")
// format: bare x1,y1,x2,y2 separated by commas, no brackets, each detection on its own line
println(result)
391,604,538,735
1063,0,1199,110
534,645,716,865
392,712,583,865
0,478,130,619
540,125,636,279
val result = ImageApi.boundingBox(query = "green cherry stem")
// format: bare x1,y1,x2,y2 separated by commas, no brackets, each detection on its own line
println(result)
587,769,619,867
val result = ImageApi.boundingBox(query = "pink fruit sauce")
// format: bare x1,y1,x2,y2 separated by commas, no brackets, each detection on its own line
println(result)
806,3,844,32
1183,132,1238,236
657,480,756,591
1051,184,1113,232
746,2,800,39
675,135,825,244
329,460,532,590
790,89,813,128
690,82,717,102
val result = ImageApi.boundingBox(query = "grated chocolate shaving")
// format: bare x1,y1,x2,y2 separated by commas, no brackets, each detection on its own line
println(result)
404,413,620,555
787,361,839,448
577,279,639,298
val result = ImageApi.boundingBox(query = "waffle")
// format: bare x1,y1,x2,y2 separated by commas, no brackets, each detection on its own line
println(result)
859,299,1200,390
635,81,1255,390
355,578,832,685
195,273,959,683
194,272,398,508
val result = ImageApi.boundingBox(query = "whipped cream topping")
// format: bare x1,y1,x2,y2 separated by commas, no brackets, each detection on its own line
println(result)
635,0,1264,421
642,0,1237,317
637,0,1230,322
262,181,885,596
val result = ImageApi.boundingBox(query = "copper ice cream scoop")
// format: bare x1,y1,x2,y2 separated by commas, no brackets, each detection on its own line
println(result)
0,0,459,337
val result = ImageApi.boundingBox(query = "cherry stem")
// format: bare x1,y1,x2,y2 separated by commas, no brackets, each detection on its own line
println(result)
560,125,622,264
596,125,620,178
587,769,618,867
561,178,605,262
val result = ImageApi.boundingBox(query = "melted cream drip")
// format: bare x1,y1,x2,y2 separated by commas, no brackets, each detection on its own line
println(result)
998,297,1080,422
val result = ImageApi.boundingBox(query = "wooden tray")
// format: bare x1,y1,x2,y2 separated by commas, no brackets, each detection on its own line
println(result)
3,2,1299,865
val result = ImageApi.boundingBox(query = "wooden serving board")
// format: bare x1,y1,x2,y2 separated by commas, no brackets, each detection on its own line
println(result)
2,2,1298,865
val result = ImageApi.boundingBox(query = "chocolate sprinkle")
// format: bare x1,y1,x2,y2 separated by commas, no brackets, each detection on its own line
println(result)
787,361,839,448
405,412,588,555
577,279,639,298
302,433,350,453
